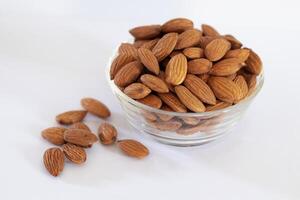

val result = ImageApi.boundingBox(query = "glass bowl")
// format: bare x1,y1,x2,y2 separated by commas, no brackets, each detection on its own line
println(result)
106,47,264,146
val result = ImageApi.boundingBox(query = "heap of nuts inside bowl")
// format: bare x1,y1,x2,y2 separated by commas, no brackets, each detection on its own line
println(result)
110,18,263,113
41,97,149,177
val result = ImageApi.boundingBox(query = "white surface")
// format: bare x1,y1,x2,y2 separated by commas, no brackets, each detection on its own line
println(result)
1,0,300,199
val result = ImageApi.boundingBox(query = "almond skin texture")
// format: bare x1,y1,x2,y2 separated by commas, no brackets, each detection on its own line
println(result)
137,94,162,109
70,122,91,132
199,36,217,49
198,73,210,83
224,49,250,62
56,110,87,125
43,148,64,177
129,25,161,40
206,101,232,111
118,139,149,159
110,53,135,79
124,83,151,99
175,29,202,49
81,97,111,118
174,85,206,112
188,58,212,74
140,74,169,93
41,127,66,145
158,93,187,112
114,61,143,87
205,38,231,61
141,38,160,50
98,122,117,145
209,58,242,76
234,75,249,102
152,32,178,61
118,43,138,59
183,47,204,59
245,49,263,75
165,53,187,85
158,71,175,92
202,24,220,37
223,35,242,49
137,47,160,75
62,143,86,164
64,129,98,148
208,77,240,103
184,74,216,105
162,18,193,33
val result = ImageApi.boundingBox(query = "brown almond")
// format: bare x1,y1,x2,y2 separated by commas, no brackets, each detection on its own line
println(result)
162,18,193,33
165,53,187,85
118,139,149,158
149,120,182,131
205,38,231,61
118,43,138,58
43,148,64,177
129,25,161,40
41,127,66,145
64,129,98,148
246,75,257,96
62,143,86,164
198,73,210,82
184,74,216,105
110,53,136,79
234,75,249,102
198,36,217,49
223,34,242,49
202,24,220,37
124,83,151,99
98,122,117,145
140,74,169,93
156,105,174,122
187,58,212,74
137,94,162,109
152,32,178,61
142,111,157,122
158,71,175,92
175,29,202,49
169,50,182,58
224,49,250,62
137,47,160,75
56,110,87,125
245,49,263,75
209,58,242,76
208,77,240,103
206,101,232,111
114,61,143,87
158,93,187,112
81,97,111,118
133,40,149,48
174,85,206,112
181,117,200,126
70,122,91,132
141,38,160,50
183,47,204,59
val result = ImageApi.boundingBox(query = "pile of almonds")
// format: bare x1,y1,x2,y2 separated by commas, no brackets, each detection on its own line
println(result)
110,18,262,113
42,97,149,177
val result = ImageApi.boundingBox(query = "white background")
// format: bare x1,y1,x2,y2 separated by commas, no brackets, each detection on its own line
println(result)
0,0,300,199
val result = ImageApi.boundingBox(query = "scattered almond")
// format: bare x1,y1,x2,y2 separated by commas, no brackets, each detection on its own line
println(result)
41,127,66,145
62,143,86,164
118,139,149,158
43,148,64,177
81,97,111,118
64,129,98,148
98,122,117,145
56,110,87,125
70,122,91,132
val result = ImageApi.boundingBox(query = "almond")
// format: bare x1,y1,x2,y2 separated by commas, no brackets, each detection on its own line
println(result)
206,101,232,111
137,47,160,75
110,53,136,79
223,34,242,49
183,47,204,59
175,29,202,49
187,58,212,74
149,120,182,131
156,104,174,122
64,129,98,148
205,38,231,61
169,50,182,58
41,127,66,145
118,139,149,158
234,75,249,102
209,58,242,76
158,92,187,112
152,33,178,61
184,74,216,105
208,77,240,103
174,85,206,112
43,148,64,177
98,122,117,145
202,24,220,37
56,110,87,125
118,43,138,58
124,83,151,99
247,75,257,96
176,123,207,135
158,71,175,92
70,122,91,132
162,18,193,33
114,61,143,87
198,73,210,82
137,94,162,109
142,111,157,122
62,143,86,164
224,49,250,62
181,117,200,126
81,97,111,118
141,38,160,50
140,74,169,93
198,36,217,49
245,49,263,75
133,40,149,48
129,25,161,40
165,53,187,85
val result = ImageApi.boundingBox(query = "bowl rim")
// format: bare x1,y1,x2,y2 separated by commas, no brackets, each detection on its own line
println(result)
106,45,264,117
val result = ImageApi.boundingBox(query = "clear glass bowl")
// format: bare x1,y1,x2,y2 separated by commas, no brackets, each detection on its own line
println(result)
106,48,264,146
